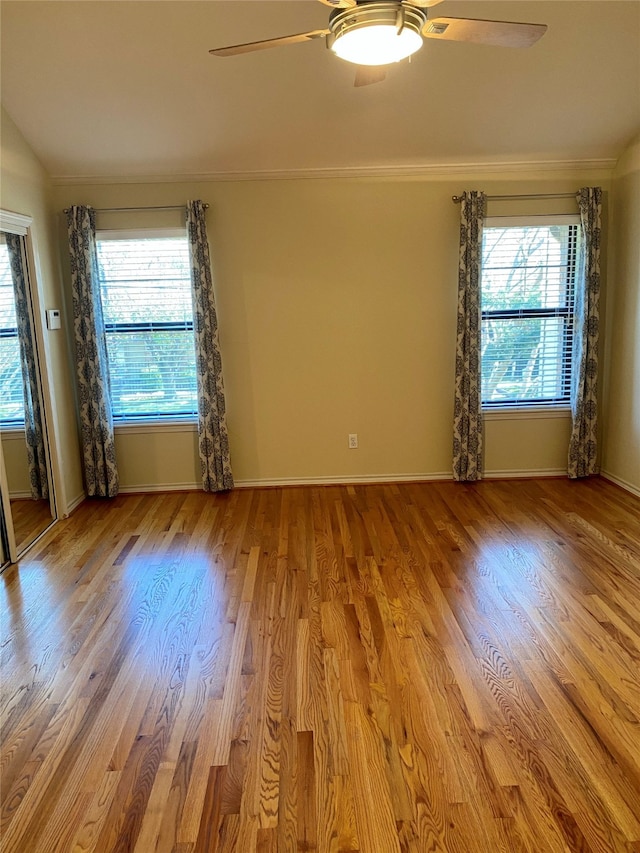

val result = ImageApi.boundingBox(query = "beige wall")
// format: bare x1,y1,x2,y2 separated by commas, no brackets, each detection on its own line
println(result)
52,169,610,489
1,105,83,511
2,106,634,496
602,136,640,495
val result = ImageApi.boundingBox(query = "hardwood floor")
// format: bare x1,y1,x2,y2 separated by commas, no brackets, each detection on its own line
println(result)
1,477,639,852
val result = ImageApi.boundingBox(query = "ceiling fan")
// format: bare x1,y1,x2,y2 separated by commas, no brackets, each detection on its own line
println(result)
209,0,547,87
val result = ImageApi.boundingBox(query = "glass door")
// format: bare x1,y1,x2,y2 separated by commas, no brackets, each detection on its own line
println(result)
0,219,56,566
0,442,13,569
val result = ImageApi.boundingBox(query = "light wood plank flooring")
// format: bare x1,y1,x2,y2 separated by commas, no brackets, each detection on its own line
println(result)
1,477,639,852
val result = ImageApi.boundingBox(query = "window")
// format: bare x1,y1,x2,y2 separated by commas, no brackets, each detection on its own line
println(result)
480,216,580,408
0,241,24,426
95,231,197,421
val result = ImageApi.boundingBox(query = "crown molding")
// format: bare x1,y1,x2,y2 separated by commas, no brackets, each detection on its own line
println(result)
50,158,617,187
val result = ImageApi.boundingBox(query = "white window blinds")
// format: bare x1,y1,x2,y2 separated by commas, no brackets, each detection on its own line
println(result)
95,232,197,420
0,240,24,425
480,217,580,408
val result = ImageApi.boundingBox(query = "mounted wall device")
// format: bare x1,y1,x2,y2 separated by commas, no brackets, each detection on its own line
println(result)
46,309,61,330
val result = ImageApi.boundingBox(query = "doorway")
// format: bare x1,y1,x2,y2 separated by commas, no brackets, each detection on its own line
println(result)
0,212,57,568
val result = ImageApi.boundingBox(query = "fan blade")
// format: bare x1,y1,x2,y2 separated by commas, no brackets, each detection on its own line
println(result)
210,29,330,57
316,0,356,7
354,66,387,87
422,17,547,48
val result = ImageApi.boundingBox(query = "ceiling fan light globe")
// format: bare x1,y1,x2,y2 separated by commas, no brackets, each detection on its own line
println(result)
331,25,423,65
328,2,426,66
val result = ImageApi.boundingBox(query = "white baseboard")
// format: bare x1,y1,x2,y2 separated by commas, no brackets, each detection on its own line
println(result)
118,474,452,492
10,489,87,511
237,470,569,487
115,468,576,493
483,467,567,480
64,491,87,515
234,473,452,488
118,481,200,494
600,470,640,498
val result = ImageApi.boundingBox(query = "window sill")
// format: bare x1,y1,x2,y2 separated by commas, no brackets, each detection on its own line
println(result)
114,418,197,435
483,406,571,421
0,425,26,436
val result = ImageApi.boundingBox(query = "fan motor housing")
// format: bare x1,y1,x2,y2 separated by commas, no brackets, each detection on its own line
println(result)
327,1,427,52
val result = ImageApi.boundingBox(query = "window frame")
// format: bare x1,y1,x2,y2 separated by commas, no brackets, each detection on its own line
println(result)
0,237,25,428
95,227,198,426
480,214,580,413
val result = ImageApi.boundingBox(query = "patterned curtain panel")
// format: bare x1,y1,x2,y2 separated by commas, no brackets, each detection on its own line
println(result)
186,200,234,492
453,191,486,482
66,205,119,497
568,187,602,479
6,234,49,500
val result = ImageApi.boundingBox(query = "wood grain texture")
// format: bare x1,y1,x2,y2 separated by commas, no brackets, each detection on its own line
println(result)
1,478,639,852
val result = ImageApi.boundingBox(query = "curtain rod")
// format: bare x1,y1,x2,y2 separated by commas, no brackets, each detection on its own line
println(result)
451,192,576,204
62,203,209,214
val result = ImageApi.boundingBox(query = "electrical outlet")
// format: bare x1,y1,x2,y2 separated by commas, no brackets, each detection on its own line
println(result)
348,433,358,449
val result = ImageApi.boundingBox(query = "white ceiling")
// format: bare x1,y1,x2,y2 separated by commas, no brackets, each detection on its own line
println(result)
1,1,639,180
